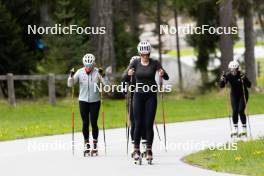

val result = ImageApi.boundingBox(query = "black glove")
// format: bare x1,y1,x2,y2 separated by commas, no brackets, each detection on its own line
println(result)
220,72,226,82
240,73,246,80
98,67,105,77
70,68,75,77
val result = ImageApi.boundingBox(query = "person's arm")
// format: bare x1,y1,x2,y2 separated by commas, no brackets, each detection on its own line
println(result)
219,73,227,88
156,60,169,80
67,69,79,87
241,73,251,88
98,68,111,85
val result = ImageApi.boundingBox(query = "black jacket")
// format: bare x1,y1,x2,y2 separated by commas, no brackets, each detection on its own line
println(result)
220,71,251,96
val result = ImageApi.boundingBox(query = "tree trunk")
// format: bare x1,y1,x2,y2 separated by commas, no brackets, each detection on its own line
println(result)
173,4,183,92
90,0,116,72
244,0,256,87
219,0,233,72
128,0,139,36
157,0,162,64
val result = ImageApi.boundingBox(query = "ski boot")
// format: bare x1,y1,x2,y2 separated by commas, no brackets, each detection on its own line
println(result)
231,125,238,141
146,148,153,165
132,148,142,165
91,139,98,156
130,140,135,158
83,141,90,157
239,125,247,140
141,139,147,158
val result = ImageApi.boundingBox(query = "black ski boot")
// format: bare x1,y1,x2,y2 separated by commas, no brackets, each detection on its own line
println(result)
146,148,153,165
132,147,142,165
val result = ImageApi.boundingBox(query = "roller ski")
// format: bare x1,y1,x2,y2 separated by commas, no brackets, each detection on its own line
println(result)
132,149,142,165
230,125,239,141
83,141,91,157
146,149,153,165
90,140,98,157
141,140,147,158
238,126,248,141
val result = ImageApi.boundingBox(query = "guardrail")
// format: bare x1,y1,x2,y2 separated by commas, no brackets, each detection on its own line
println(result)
0,73,68,106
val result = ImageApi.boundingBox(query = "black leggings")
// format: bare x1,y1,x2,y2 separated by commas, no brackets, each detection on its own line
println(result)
231,94,248,125
129,94,146,142
133,92,157,148
79,101,101,141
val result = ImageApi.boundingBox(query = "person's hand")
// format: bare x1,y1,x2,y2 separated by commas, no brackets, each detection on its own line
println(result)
70,68,75,77
159,69,164,77
128,68,135,76
240,73,246,80
220,74,226,82
98,67,105,77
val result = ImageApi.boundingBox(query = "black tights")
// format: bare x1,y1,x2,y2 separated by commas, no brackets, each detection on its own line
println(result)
79,101,101,141
231,94,248,125
133,92,157,148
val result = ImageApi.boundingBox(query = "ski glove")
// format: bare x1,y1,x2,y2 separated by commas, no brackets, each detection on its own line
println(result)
98,67,105,77
70,68,75,78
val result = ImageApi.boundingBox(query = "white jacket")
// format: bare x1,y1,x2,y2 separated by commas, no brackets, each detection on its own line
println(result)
67,67,110,102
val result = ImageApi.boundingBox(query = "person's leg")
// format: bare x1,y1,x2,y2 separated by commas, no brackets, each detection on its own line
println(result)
79,101,90,142
230,95,239,126
144,93,157,148
133,93,145,149
239,94,248,133
90,101,101,140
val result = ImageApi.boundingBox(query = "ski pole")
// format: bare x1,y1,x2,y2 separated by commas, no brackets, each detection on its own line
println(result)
100,82,107,155
154,120,161,141
159,76,167,152
240,76,252,139
223,72,233,134
126,76,133,155
70,68,75,156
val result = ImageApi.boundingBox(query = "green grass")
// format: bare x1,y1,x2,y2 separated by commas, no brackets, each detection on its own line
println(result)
0,91,264,141
184,138,264,176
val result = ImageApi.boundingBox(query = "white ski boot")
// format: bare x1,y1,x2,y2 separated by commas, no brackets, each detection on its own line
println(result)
239,125,247,141
141,139,147,158
231,125,239,141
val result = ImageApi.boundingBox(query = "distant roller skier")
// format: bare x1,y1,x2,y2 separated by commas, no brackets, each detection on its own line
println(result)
220,60,251,140
67,53,110,157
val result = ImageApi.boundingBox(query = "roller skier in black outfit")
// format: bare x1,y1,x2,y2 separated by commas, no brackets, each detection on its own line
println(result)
128,41,169,164
122,56,147,158
220,60,251,139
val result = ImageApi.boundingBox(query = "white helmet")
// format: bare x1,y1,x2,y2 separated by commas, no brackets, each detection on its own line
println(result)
82,53,95,67
228,60,239,70
137,41,151,54
130,56,140,63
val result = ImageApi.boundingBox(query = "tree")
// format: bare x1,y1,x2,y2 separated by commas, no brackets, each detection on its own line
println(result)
237,0,257,87
90,0,116,72
219,0,233,72
0,2,35,97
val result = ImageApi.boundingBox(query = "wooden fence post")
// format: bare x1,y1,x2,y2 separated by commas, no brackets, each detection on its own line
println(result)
7,73,16,106
48,73,56,105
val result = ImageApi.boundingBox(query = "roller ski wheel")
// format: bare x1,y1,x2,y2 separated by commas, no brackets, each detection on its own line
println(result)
83,149,90,157
91,150,98,157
